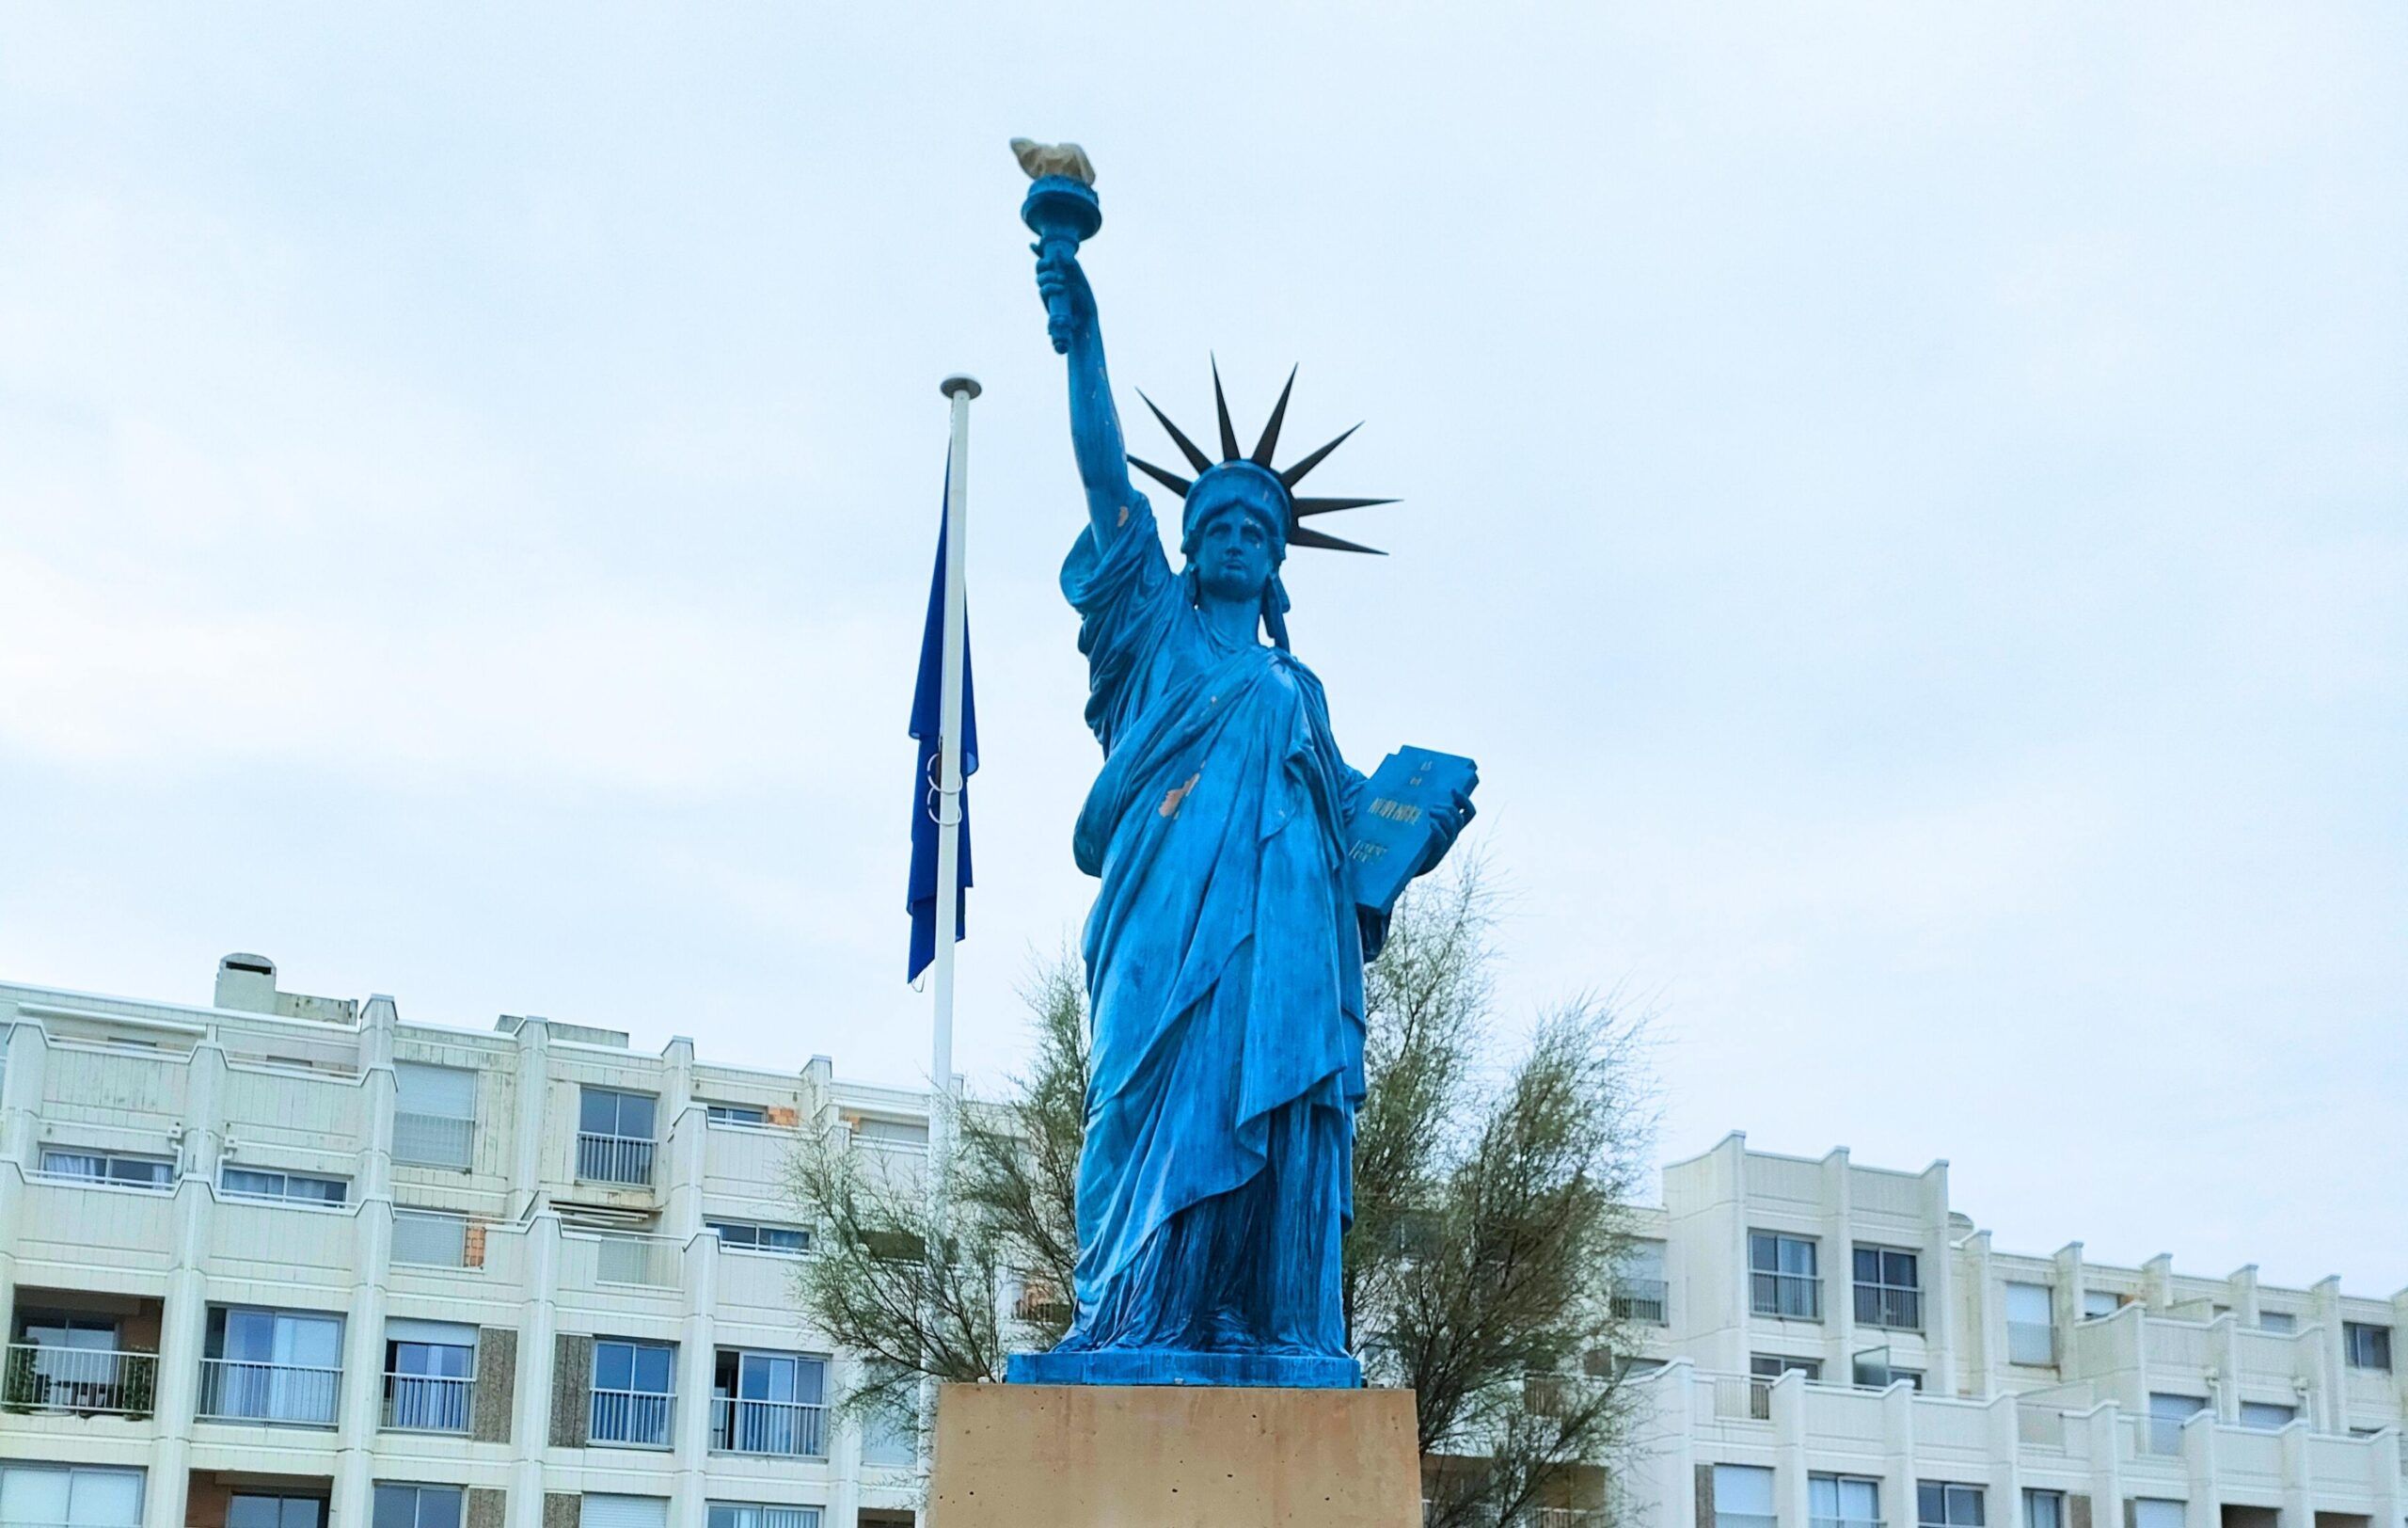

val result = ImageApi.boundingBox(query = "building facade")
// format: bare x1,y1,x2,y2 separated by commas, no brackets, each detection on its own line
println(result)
2,963,2400,1528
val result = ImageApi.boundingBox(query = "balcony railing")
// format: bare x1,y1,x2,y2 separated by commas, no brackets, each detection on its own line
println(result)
198,1357,341,1425
1529,1511,1606,1528
1751,1271,1822,1320
2140,1413,2194,1456
392,1212,471,1268
2,1345,159,1416
383,1371,473,1432
2006,1319,2056,1366
711,1395,828,1457
595,1234,681,1288
393,1112,475,1170
1613,1277,1670,1325
1854,1285,1923,1331
591,1386,673,1447
577,1133,655,1186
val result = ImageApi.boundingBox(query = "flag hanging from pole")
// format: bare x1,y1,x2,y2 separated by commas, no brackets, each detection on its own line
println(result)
907,454,976,982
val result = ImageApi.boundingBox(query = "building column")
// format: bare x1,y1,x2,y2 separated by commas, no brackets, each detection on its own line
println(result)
1984,1393,2022,1528
2143,1255,2176,1313
1964,1231,1997,1401
1880,1370,1918,1528
2307,1278,2345,1434
670,1231,718,1528
1819,1147,1856,1379
661,1038,702,1241
2273,1420,2310,1528
2053,1243,2087,1347
821,1353,862,1528
1922,1160,1957,1396
0,1019,52,1354
2085,1403,2126,1528
508,1020,551,1220
2210,1315,2241,1424
334,997,401,1528
1771,1368,1811,1528
2226,1266,2261,1329
1721,1136,1751,1376
507,1206,562,1528
2180,1408,2218,1528
148,1037,228,1528
2366,1426,2401,1528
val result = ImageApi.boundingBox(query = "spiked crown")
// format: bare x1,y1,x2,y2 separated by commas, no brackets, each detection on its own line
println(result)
1127,360,1395,556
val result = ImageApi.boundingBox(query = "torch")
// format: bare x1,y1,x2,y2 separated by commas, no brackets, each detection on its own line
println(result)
1012,138,1101,355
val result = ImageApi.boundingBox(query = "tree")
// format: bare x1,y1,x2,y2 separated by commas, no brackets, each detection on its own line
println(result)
784,861,1657,1526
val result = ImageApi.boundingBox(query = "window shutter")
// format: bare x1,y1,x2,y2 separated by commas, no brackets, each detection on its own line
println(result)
578,1498,666,1528
397,1064,477,1118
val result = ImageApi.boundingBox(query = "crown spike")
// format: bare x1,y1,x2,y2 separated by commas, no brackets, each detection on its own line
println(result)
1210,355,1241,462
1135,390,1213,474
1278,422,1362,488
1290,526,1386,555
1293,496,1398,517
1126,455,1193,497
1251,365,1298,467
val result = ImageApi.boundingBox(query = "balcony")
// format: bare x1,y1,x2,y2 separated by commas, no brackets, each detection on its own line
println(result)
1751,1271,1822,1321
198,1358,341,1426
2,1344,158,1417
382,1371,473,1433
1854,1285,1923,1331
711,1395,828,1457
1612,1277,1669,1325
591,1386,673,1448
577,1133,655,1187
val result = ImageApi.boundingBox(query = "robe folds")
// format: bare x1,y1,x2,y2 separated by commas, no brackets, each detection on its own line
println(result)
1053,496,1368,1357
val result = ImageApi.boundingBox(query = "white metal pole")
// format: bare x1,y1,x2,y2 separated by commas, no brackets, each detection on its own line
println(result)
930,374,978,1140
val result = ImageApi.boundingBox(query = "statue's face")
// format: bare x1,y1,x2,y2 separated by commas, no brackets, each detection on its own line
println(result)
1191,501,1278,605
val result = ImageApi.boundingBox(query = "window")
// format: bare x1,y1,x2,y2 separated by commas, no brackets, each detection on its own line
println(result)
1751,1352,1822,1381
372,1487,463,1528
705,1103,767,1126
1750,1231,1822,1319
578,1089,657,1185
578,1498,667,1528
1812,1476,1880,1528
220,1166,348,1206
711,1349,827,1457
2342,1322,2392,1371
394,1063,477,1169
861,1389,918,1467
2147,1393,2205,1454
710,1220,810,1256
2005,1281,2055,1365
229,1496,325,1528
1714,1466,1776,1528
1917,1483,1985,1528
2238,1401,2296,1429
2082,1289,2124,1319
385,1320,475,1432
1614,1240,1670,1324
2128,1502,2182,1528
707,1506,820,1528
2024,1491,2065,1528
1854,1246,1922,1329
38,1149,173,1188
0,1464,145,1528
592,1340,675,1447
2257,1310,2295,1333
201,1307,343,1425
854,1118,928,1150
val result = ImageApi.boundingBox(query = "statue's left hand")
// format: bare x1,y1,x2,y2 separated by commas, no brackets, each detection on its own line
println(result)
1427,790,1476,861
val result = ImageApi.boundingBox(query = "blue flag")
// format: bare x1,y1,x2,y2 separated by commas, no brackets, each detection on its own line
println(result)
907,456,976,982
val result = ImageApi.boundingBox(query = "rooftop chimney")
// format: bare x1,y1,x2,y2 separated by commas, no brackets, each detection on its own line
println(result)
215,953,278,1013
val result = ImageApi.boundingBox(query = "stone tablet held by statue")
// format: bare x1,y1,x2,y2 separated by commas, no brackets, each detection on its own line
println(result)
1348,748,1481,916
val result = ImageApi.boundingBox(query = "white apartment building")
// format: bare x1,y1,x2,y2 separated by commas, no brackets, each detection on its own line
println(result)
3,963,2400,1528
1612,1137,2405,1528
0,957,934,1528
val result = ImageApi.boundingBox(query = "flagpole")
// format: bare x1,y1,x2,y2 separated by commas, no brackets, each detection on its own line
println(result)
931,374,979,1153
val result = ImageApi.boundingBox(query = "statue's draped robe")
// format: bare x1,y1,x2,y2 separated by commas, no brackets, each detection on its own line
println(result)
1055,498,1367,1357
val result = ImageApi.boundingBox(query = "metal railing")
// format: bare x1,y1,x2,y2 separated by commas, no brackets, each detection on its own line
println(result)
198,1358,341,1425
1712,1375,1772,1421
577,1133,655,1186
2006,1320,2056,1366
2,1345,159,1415
392,1212,470,1268
1812,1519,1885,1528
1529,1511,1606,1528
2140,1413,2193,1456
590,1386,673,1447
1751,1270,1823,1320
1854,1285,1923,1331
382,1371,473,1432
393,1112,475,1170
711,1395,828,1457
1613,1277,1670,1325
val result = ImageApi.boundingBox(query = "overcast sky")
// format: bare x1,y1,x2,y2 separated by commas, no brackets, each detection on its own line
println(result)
2,6,2400,1293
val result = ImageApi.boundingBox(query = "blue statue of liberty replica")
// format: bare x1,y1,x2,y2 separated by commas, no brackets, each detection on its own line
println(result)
1005,142,1476,1390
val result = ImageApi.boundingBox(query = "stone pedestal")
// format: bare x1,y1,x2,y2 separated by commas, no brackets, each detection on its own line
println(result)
929,1382,1421,1527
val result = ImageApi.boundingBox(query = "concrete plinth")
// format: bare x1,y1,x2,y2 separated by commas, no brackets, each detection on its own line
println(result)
929,1381,1421,1527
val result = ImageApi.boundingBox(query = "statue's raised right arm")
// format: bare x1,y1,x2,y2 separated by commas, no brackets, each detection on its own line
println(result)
1034,243,1140,550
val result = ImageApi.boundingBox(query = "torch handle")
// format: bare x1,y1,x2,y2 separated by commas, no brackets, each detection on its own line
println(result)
1038,232,1078,354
